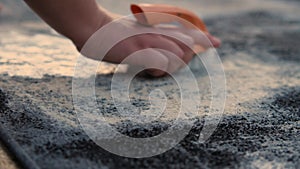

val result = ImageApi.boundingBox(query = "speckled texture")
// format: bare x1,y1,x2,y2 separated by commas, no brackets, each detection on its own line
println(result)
0,6,300,169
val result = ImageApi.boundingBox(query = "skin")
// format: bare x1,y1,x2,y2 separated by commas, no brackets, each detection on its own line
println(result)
24,0,221,77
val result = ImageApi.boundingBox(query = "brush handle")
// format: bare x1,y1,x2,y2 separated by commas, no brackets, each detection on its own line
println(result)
131,3,208,32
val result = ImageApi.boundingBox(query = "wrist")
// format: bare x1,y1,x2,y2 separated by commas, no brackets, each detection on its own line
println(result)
72,10,114,51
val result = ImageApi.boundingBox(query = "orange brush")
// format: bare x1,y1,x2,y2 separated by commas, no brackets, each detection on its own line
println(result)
131,3,208,32
131,4,211,53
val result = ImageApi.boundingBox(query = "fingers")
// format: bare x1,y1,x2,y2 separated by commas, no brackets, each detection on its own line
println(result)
123,49,169,77
205,33,221,48
148,34,196,74
147,35,185,59
163,33,196,64
177,43,195,65
145,69,166,77
123,48,188,77
156,49,184,74
125,32,201,76
183,30,221,48
157,26,221,48
182,29,213,48
144,48,190,76
109,25,221,77
163,32,195,49
145,33,195,75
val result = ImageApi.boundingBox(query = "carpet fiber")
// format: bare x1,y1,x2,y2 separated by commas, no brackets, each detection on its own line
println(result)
0,10,299,169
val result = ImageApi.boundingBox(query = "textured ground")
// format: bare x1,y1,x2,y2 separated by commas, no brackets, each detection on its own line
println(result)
0,1,300,169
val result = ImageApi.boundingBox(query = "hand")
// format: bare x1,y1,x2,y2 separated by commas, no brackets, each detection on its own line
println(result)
24,0,221,77
83,16,221,77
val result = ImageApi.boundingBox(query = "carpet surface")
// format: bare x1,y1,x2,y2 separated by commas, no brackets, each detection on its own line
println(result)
0,6,300,169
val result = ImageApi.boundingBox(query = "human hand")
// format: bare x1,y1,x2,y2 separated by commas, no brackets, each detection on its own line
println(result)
23,0,220,77
82,16,221,77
